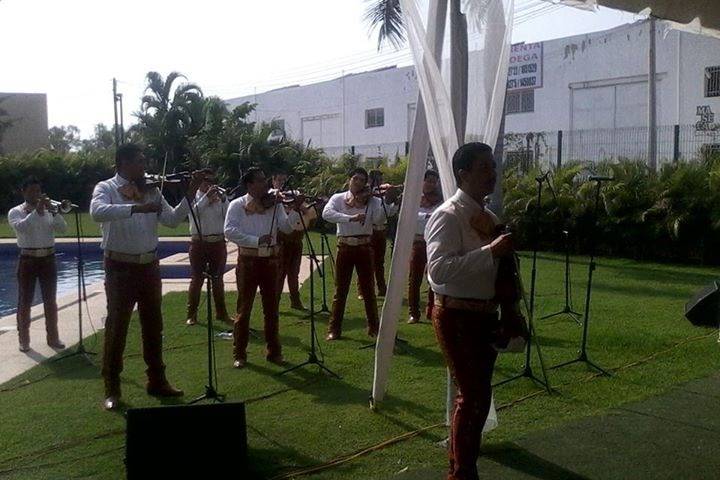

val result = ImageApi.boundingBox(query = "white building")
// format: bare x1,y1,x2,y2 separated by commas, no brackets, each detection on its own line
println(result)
225,20,720,164
226,66,419,160
0,93,48,155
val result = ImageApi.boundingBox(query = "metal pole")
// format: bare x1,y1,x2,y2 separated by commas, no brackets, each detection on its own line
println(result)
112,78,120,146
118,94,125,143
673,124,680,163
648,17,658,170
557,130,563,169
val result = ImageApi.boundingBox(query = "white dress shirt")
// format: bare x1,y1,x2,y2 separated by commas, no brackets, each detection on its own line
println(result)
189,190,228,236
373,200,398,229
7,203,67,248
90,174,190,254
322,191,384,237
425,189,499,300
416,203,439,237
224,193,299,248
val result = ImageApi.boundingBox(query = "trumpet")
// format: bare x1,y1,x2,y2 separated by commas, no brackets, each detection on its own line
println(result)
47,198,77,214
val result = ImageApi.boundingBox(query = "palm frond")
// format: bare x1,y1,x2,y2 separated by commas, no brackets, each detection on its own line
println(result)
364,0,406,51
144,71,165,97
163,72,187,103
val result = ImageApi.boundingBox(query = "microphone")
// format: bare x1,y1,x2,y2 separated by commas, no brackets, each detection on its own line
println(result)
589,175,614,182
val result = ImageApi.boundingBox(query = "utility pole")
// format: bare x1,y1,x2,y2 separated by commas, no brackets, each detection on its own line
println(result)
113,78,121,146
648,17,658,171
118,93,125,143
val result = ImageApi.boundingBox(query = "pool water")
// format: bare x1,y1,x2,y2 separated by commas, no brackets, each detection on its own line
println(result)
0,241,192,317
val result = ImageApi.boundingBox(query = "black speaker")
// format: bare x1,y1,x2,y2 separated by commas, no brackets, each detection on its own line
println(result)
126,402,247,479
685,281,720,327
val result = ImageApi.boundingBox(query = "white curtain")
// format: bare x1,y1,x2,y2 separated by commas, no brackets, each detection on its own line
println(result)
371,0,515,432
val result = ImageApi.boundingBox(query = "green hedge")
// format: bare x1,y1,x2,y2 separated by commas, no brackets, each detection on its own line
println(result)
503,158,720,265
0,150,115,212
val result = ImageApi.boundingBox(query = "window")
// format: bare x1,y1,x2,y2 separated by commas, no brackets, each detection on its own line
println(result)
271,118,285,132
365,108,385,128
506,90,534,114
705,67,720,97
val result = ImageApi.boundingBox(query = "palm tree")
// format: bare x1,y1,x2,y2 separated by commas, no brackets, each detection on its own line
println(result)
135,71,204,170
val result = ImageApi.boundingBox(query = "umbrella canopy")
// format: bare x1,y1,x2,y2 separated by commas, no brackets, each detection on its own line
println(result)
553,0,720,36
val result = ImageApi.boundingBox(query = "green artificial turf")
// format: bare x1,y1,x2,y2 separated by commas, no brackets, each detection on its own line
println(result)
0,239,718,479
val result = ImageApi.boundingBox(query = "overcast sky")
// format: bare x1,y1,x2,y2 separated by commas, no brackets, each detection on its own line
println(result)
0,0,638,137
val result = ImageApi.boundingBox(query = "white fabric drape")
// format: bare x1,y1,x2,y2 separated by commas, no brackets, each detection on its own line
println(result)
371,0,515,434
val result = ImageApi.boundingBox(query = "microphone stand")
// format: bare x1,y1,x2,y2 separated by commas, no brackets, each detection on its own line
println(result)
493,174,551,392
539,230,582,324
186,190,225,404
550,177,611,376
53,206,96,364
314,205,333,314
280,199,339,378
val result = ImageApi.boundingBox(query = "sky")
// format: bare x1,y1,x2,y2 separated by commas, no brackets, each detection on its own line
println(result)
0,0,639,137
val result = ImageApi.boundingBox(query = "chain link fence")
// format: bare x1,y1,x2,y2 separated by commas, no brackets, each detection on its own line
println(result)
503,124,720,171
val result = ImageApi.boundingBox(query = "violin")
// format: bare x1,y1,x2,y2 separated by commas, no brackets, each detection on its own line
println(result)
118,175,179,202
345,186,372,209
492,224,530,350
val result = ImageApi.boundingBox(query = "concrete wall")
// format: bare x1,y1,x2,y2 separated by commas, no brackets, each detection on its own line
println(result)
0,93,48,154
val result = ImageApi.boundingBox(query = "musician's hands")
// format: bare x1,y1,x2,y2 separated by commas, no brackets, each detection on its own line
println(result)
36,195,50,215
489,233,513,258
206,185,222,203
132,202,162,215
258,234,272,246
350,213,366,223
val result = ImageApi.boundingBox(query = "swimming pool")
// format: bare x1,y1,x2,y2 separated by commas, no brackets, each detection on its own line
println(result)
0,240,191,317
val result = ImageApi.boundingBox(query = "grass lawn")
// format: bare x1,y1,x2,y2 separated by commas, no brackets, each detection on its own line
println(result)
0,212,188,238
0,239,719,479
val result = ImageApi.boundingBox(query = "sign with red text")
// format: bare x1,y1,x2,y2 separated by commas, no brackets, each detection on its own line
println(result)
507,42,543,91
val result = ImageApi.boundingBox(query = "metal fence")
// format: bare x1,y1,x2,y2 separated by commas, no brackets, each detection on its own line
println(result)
322,141,409,161
503,124,720,171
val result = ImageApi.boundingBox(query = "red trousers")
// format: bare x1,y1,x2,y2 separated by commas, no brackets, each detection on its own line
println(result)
16,255,60,346
408,240,434,319
233,255,282,361
187,240,229,321
371,229,388,295
279,233,303,305
102,258,167,392
432,305,499,480
330,244,379,337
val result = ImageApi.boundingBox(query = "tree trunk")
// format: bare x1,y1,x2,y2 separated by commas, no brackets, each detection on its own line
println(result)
450,0,468,144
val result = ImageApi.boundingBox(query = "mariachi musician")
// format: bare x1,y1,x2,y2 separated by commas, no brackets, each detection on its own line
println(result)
270,172,317,311
224,167,301,368
426,142,526,480
365,170,399,298
8,176,67,352
407,169,442,324
322,167,399,341
90,143,202,411
185,173,232,326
